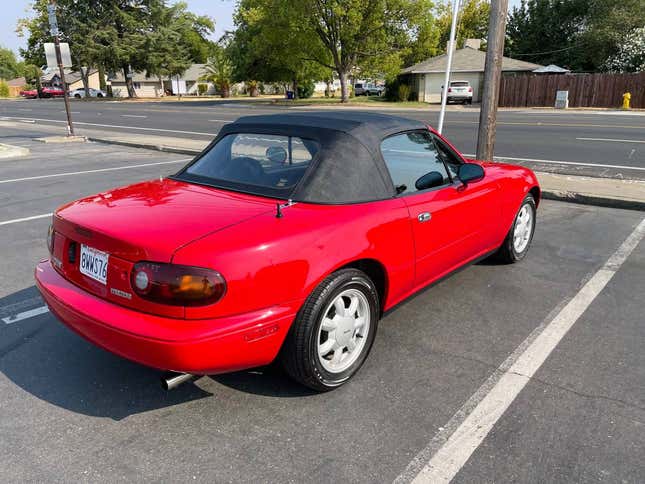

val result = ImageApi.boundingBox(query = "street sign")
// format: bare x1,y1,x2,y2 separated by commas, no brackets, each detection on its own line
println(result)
45,42,72,68
47,4,58,36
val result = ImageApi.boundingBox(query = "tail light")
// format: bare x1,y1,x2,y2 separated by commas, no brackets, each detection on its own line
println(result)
131,262,226,307
448,87,452,93
468,87,472,92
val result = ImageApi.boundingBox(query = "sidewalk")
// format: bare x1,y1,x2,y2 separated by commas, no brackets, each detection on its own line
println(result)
1,120,643,211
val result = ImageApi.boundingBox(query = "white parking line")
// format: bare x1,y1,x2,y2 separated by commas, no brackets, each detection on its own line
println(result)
208,119,233,123
0,116,216,137
0,213,52,226
462,154,645,172
122,114,147,118
2,306,49,324
0,158,191,184
398,217,645,484
576,137,645,144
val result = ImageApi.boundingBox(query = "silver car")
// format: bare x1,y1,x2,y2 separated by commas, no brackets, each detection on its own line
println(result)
443,80,473,104
69,88,106,98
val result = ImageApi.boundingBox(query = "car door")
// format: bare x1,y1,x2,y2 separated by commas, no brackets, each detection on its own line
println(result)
380,130,499,288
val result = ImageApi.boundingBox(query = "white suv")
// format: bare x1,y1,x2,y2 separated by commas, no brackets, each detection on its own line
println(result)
443,80,473,104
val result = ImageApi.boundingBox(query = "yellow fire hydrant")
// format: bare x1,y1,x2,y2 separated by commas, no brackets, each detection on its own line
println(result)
622,92,631,110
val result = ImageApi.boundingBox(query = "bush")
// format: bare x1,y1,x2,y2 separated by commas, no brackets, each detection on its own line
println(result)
296,80,315,99
397,83,411,102
197,83,208,95
0,79,9,98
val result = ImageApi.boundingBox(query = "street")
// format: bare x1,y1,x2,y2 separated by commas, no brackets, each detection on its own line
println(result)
1,98,645,180
1,123,644,482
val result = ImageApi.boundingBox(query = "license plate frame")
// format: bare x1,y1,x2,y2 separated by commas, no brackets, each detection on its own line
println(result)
79,244,109,285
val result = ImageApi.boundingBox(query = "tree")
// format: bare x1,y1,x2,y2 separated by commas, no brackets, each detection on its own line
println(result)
435,0,489,51
604,27,645,73
199,44,233,97
0,47,20,80
505,0,645,71
17,0,213,98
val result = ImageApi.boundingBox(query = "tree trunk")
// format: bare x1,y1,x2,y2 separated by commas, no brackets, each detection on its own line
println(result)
339,70,349,103
124,67,136,98
98,65,107,91
292,77,299,100
80,65,90,96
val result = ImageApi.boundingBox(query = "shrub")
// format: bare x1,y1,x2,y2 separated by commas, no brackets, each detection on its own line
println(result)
296,79,315,99
0,79,9,98
197,83,208,95
397,83,411,102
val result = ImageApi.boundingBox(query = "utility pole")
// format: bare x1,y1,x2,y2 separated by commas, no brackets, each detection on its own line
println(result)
48,0,75,136
437,0,460,135
475,0,508,160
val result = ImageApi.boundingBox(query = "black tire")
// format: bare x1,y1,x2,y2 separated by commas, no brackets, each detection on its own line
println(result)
74,94,81,98
495,194,536,263
280,268,380,391
97,93,103,98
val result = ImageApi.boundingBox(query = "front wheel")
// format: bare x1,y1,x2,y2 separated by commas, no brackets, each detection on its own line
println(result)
280,268,379,391
495,194,536,263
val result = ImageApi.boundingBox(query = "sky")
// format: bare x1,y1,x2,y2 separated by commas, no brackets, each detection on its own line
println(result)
1,0,521,58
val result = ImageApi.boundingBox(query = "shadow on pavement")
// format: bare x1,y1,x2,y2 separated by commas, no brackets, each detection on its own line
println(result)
0,286,212,421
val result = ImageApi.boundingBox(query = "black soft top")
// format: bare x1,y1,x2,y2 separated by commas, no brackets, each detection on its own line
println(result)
187,112,427,204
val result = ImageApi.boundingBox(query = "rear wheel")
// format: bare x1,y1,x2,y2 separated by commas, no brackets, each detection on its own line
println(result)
496,194,536,263
280,268,379,391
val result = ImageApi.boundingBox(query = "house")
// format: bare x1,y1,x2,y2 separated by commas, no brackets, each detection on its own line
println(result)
532,64,570,74
7,77,26,97
108,64,219,97
41,67,102,91
401,39,542,103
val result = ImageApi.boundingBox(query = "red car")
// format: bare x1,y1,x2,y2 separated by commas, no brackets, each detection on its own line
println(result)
19,87,65,99
36,112,540,391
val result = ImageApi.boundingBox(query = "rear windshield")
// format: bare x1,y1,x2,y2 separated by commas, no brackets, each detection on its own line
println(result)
450,81,469,87
176,133,319,198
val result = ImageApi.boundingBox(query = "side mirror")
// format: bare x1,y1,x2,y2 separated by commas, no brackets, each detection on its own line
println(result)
457,163,485,184
415,171,445,191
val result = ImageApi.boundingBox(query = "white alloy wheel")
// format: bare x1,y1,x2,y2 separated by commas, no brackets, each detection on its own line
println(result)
317,288,371,374
513,203,534,253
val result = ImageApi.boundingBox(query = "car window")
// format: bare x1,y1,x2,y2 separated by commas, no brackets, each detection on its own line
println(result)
381,131,451,195
450,81,469,87
179,133,319,197
431,135,463,179
355,83,363,88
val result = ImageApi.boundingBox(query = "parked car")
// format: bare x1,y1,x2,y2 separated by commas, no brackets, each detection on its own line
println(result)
35,112,540,391
354,82,384,96
19,88,38,99
443,80,473,104
69,87,107,98
19,86,66,99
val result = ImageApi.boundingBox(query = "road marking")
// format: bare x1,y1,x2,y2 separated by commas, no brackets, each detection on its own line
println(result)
208,119,232,123
2,306,49,325
462,154,645,172
61,110,80,114
0,116,216,137
0,158,191,184
121,114,147,118
398,217,645,484
576,137,645,144
0,213,52,226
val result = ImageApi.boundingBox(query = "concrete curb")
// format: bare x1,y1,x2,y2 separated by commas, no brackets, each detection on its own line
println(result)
86,136,201,156
541,190,645,212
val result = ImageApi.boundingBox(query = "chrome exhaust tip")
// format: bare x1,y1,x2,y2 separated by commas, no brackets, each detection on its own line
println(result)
161,371,196,391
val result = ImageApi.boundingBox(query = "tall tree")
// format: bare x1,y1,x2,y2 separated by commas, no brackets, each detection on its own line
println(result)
0,47,20,80
435,0,490,51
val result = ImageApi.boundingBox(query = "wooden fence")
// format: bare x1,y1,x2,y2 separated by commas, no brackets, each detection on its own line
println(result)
498,72,645,109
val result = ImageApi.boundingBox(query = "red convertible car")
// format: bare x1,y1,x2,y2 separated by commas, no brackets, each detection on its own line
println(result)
36,112,539,391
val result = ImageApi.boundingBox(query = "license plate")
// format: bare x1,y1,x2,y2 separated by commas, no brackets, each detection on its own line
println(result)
79,244,109,285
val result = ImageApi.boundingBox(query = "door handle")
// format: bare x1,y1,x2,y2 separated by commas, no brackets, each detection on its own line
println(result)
417,212,431,223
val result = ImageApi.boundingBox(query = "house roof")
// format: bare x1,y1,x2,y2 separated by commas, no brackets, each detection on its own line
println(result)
401,47,542,74
41,68,98,84
532,64,570,73
7,77,26,87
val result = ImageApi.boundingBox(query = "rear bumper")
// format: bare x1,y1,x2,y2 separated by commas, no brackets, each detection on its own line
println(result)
35,260,299,374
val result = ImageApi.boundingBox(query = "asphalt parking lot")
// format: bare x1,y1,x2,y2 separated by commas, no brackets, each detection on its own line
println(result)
1,125,644,483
